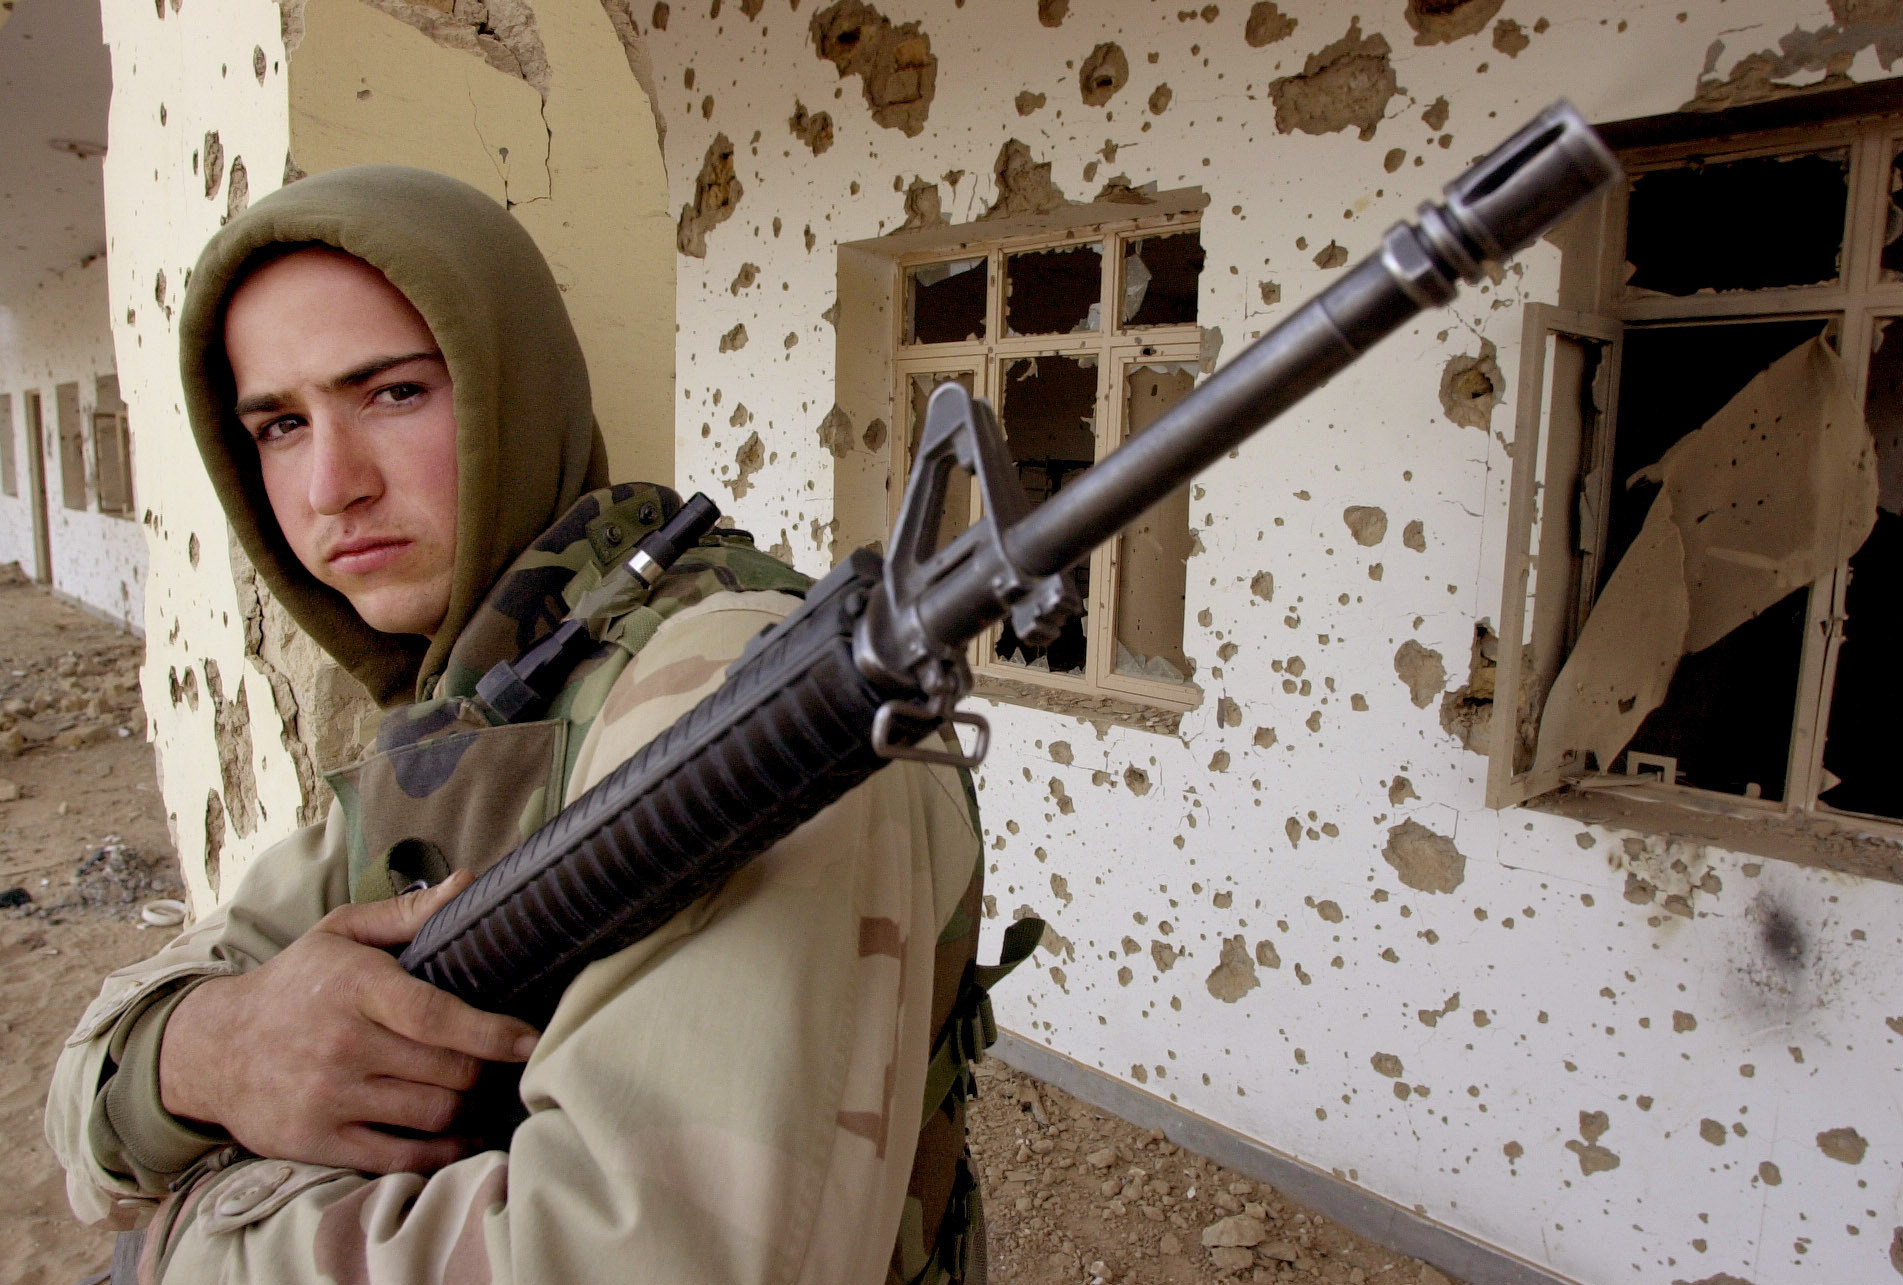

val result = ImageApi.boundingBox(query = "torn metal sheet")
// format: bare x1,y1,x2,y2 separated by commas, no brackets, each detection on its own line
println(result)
1533,337,1877,775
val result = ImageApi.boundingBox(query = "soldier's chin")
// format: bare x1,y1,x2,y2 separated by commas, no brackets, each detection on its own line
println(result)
349,585,450,638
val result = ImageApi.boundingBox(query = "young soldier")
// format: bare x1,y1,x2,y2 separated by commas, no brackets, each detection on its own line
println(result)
47,165,1006,1284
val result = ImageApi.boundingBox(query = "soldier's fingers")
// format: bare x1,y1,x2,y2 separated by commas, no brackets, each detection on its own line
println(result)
332,1122,471,1176
361,969,540,1064
319,871,475,949
355,1078,465,1136
354,1023,484,1092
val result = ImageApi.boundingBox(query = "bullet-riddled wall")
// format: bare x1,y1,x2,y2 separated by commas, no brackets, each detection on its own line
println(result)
106,0,675,907
638,2,1903,1282
0,258,145,628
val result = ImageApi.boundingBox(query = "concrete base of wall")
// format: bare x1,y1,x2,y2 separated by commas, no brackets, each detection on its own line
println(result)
991,1030,1580,1285
50,587,141,637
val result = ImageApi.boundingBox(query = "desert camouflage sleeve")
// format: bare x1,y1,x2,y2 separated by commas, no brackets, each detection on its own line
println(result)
135,589,983,1285
44,804,352,1225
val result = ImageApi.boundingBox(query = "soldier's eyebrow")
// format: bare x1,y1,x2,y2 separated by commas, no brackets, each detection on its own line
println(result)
232,350,446,417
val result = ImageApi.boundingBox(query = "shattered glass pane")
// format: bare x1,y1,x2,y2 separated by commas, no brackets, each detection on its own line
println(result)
1624,149,1848,296
1818,317,1903,821
1883,146,1903,282
1004,243,1103,336
1122,231,1204,327
1113,364,1196,684
905,257,986,344
904,371,975,557
994,355,1099,675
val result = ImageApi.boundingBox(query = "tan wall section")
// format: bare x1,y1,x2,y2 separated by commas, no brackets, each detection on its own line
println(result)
287,0,675,482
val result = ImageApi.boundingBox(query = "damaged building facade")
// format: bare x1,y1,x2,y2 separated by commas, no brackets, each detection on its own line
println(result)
32,0,1903,1281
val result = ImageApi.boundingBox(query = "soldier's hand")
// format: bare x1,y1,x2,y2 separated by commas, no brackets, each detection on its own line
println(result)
157,871,540,1174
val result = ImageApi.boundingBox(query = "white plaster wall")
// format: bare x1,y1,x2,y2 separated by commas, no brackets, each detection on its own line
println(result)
647,2,1903,1281
0,257,146,628
102,0,302,908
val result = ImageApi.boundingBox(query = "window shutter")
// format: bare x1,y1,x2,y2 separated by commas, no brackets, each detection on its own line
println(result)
1487,304,1624,809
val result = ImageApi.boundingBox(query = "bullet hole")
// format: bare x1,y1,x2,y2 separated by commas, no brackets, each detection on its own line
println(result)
1673,1010,1698,1033
1439,340,1502,429
677,134,742,257
1388,775,1417,805
1422,96,1450,131
1244,1,1296,46
789,100,834,154
1050,740,1074,765
1384,148,1406,172
740,0,763,17
1258,280,1281,306
1048,777,1075,814
1079,42,1130,107
224,156,248,223
729,262,760,294
203,789,225,898
1148,82,1174,115
862,417,888,451
1253,726,1276,748
810,0,938,137
1393,640,1445,708
1439,622,1498,753
727,432,764,499
719,323,748,352
1403,519,1426,552
1268,19,1396,141
186,531,199,566
1254,939,1280,968
1015,90,1047,115
252,45,266,83
1038,0,1068,26
202,131,224,200
1205,934,1259,1001
1404,0,1504,47
1817,1126,1868,1164
1382,819,1467,893
1370,1051,1403,1078
1312,241,1348,269
900,177,946,229
784,331,799,349
1217,696,1242,727
1124,765,1151,795
1151,940,1178,971
1493,18,1529,56
983,139,1068,219
1343,504,1387,546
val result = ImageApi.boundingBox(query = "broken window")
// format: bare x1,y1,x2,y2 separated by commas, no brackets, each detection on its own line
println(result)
1122,232,1204,327
904,256,986,344
890,215,1204,711
1624,148,1847,297
903,370,975,557
1491,111,1903,850
1005,243,1102,336
0,394,15,498
55,382,85,511
92,375,132,517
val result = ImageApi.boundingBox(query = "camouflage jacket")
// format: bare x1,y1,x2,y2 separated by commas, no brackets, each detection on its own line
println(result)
46,485,993,1285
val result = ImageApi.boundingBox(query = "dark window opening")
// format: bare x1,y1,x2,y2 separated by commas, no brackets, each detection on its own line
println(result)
0,394,15,498
905,257,986,344
56,382,85,511
1819,316,1903,820
1620,586,1807,801
1624,149,1847,296
93,375,131,517
1603,318,1832,591
1004,243,1103,336
1122,231,1204,328
995,354,1098,674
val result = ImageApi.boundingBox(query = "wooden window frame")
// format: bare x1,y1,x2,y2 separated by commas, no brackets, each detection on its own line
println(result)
890,211,1204,714
1492,110,1903,848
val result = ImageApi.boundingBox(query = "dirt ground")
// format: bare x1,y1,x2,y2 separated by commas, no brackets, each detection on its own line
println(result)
0,566,1458,1285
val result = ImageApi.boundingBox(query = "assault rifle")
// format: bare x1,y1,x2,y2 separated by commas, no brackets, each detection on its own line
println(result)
399,102,1620,1023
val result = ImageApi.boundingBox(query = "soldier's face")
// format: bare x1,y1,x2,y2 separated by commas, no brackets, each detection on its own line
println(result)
224,248,460,638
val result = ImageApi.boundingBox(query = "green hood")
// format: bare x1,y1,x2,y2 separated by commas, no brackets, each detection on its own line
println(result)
179,165,610,705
